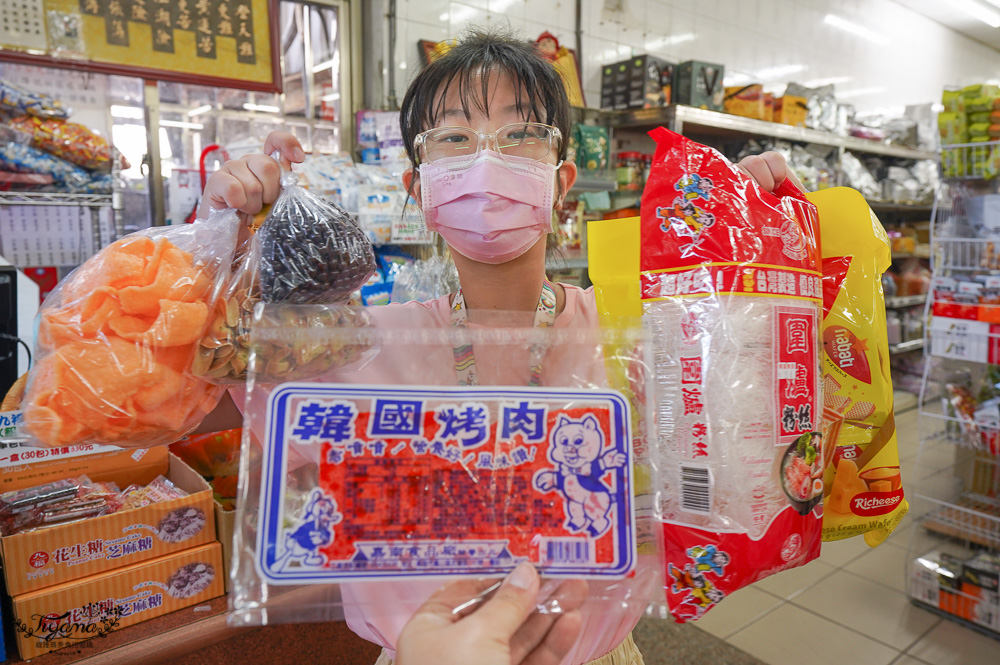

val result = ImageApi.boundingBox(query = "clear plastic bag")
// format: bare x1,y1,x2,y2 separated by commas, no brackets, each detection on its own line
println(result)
636,127,824,622
20,210,240,448
257,170,377,304
230,306,664,664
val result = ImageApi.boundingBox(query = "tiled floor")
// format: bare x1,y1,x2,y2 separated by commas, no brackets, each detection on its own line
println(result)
684,396,1000,665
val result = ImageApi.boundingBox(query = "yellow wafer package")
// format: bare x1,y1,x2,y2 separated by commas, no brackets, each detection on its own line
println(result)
807,188,908,547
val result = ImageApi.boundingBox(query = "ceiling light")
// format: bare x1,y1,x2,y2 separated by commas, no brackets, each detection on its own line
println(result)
243,103,281,113
160,119,205,130
756,64,807,80
824,14,891,45
723,73,754,87
187,104,213,117
948,0,1000,26
802,76,852,88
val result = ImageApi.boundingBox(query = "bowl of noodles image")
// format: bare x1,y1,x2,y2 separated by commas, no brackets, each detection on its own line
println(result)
781,432,823,515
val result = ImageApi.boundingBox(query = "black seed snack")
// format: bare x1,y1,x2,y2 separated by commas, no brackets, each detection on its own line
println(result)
258,171,377,304
157,506,207,543
166,562,216,598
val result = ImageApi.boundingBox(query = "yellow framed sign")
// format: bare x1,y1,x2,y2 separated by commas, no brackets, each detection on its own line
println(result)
1,0,280,92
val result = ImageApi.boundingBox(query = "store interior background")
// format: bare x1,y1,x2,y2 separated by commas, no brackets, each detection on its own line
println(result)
3,1,1000,664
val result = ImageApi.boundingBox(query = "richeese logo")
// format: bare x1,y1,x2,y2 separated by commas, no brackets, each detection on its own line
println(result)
851,490,904,516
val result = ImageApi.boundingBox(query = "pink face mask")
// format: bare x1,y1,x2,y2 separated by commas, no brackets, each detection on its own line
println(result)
419,150,556,264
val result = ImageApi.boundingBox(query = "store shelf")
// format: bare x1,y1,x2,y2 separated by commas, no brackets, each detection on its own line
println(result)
0,191,113,207
889,338,925,355
612,105,939,160
571,175,617,193
886,294,928,309
910,600,1000,643
868,201,935,216
919,493,1000,549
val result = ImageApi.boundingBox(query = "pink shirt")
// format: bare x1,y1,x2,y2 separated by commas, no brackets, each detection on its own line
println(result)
236,285,653,664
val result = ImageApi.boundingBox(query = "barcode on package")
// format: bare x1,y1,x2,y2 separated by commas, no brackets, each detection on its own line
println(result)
541,538,591,565
679,465,711,514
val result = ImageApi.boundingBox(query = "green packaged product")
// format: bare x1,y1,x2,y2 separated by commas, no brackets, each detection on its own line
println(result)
962,83,1000,99
942,89,965,113
969,111,992,125
965,96,996,113
573,124,610,173
969,122,991,137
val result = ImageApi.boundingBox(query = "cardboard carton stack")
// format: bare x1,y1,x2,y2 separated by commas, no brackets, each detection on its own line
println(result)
0,447,224,658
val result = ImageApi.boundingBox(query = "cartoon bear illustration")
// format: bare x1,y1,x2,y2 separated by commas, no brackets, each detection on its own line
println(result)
274,489,343,571
533,414,626,537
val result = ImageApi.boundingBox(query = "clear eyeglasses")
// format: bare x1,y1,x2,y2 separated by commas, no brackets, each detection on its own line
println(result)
414,122,562,168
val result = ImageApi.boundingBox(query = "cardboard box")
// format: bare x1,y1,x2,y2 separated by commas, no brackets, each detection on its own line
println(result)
2,452,215,596
673,60,725,111
626,54,673,109
599,62,617,110
774,95,808,127
214,501,235,592
12,542,224,658
0,442,169,493
724,84,767,120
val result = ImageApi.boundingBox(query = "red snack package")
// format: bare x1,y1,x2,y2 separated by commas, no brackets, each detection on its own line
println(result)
640,127,824,622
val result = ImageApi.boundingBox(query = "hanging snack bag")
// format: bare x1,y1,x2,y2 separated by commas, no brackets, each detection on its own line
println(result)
20,211,239,449
639,127,823,622
808,187,908,547
257,169,377,304
0,81,69,119
191,169,377,384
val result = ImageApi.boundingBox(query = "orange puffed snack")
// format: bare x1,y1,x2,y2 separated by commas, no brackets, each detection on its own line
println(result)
22,214,239,448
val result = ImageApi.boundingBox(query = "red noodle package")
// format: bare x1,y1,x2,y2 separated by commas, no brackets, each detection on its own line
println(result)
640,128,823,622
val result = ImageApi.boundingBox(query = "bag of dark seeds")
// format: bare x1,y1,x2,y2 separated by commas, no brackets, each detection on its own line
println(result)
191,169,377,384
258,169,377,304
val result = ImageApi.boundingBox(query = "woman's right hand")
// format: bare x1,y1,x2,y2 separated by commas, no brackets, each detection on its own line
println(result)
197,131,306,223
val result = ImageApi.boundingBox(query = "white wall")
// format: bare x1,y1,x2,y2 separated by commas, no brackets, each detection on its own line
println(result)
387,0,1000,114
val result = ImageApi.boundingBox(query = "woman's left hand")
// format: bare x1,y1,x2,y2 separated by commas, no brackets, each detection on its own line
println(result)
736,151,805,193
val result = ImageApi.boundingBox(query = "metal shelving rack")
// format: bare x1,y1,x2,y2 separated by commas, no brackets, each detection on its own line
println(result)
909,142,1000,639
0,156,125,262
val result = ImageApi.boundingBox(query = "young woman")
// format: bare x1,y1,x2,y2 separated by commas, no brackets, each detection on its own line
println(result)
200,28,801,665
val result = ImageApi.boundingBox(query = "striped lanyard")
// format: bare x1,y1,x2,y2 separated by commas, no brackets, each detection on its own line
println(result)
450,281,557,386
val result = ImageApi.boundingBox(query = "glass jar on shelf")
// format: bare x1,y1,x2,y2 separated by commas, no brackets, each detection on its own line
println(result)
615,151,643,192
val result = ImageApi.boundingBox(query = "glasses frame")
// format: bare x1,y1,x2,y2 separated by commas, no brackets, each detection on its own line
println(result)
414,122,563,167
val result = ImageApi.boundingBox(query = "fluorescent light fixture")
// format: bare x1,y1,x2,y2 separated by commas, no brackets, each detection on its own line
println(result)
399,61,407,70
756,64,807,80
823,14,891,45
854,105,905,118
837,86,886,99
802,76,852,88
160,119,205,130
187,104,213,117
601,44,633,62
644,33,696,51
440,5,478,23
110,104,144,119
932,103,945,113
948,0,1000,27
243,103,281,113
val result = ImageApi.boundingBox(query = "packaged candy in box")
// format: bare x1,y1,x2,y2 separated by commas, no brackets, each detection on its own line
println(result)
0,475,125,536
20,210,240,449
591,127,824,622
229,306,663,662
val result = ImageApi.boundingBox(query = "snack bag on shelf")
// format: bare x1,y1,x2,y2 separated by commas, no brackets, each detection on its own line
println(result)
0,139,90,189
9,115,112,171
20,210,240,449
807,187,908,547
170,428,241,510
0,81,69,119
637,127,824,622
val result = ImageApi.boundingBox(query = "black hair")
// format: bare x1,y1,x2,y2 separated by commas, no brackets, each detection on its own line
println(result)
399,27,572,169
